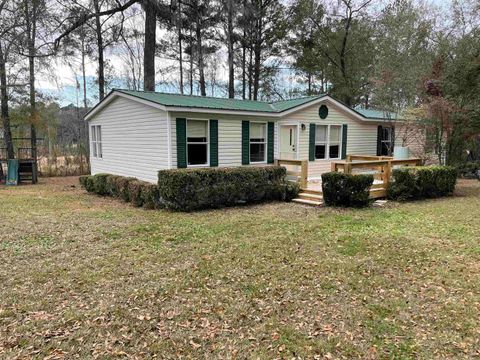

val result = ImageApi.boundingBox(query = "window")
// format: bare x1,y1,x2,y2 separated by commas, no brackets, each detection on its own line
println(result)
91,125,102,158
329,125,341,159
381,127,393,156
315,125,327,159
250,122,266,163
187,119,208,165
315,124,342,160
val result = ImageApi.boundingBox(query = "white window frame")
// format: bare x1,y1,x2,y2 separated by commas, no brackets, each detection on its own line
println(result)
315,124,342,160
91,125,102,159
186,118,209,167
249,121,267,164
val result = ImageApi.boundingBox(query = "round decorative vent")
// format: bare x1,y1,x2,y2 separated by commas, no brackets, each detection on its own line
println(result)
319,105,329,119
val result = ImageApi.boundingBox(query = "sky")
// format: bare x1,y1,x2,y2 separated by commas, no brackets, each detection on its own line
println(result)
37,0,455,108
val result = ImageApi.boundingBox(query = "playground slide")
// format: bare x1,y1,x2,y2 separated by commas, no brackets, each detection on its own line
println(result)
6,159,19,186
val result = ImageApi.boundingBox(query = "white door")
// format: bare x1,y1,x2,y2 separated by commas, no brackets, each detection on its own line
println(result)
280,125,297,159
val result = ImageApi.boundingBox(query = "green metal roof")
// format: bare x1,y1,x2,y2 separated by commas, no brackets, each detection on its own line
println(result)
117,89,326,113
270,95,327,111
100,89,395,121
355,107,398,120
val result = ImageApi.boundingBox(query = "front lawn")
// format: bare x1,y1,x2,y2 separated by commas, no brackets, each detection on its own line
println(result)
1,177,479,358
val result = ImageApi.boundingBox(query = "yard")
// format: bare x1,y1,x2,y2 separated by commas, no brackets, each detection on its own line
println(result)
0,177,479,359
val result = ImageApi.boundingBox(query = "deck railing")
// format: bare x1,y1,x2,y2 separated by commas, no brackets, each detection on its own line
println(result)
331,156,422,198
275,159,308,189
0,147,34,161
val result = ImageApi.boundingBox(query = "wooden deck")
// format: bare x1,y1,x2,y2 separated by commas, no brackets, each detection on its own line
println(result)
276,155,423,206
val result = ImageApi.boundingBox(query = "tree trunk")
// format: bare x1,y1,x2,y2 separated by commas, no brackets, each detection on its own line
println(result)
248,46,253,100
340,11,352,106
26,2,38,183
241,0,246,100
0,43,14,160
242,40,246,99
93,0,105,100
143,0,156,91
307,73,312,95
226,0,234,98
177,1,184,94
195,22,206,96
252,5,262,101
81,36,90,161
189,28,193,95
81,37,88,109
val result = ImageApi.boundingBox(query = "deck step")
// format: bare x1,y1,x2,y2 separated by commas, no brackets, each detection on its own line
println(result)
292,198,323,206
298,192,323,201
300,188,323,195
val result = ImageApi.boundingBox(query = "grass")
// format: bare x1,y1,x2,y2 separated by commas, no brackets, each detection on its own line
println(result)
1,177,479,359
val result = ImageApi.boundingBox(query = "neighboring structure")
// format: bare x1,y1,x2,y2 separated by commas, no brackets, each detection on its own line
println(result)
85,89,425,183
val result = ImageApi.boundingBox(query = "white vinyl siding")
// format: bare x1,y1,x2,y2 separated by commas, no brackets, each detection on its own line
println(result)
278,101,378,178
169,112,275,168
88,96,169,183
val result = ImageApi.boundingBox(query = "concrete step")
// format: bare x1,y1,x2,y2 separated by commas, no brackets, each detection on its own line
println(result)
292,198,323,206
298,192,323,201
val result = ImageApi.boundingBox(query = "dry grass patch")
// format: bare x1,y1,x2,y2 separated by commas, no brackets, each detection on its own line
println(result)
0,177,479,359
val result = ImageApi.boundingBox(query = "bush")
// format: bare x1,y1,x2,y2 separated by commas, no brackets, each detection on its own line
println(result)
105,175,122,197
284,182,301,201
141,183,161,209
321,172,374,207
84,176,95,193
114,176,137,202
92,173,110,195
79,174,161,209
456,161,480,179
79,175,89,188
387,165,457,201
157,166,292,211
128,180,148,207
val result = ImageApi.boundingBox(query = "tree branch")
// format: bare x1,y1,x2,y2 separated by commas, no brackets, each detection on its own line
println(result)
54,0,139,50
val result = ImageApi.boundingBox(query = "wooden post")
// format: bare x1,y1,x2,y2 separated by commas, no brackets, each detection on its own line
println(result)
346,154,352,162
383,161,392,187
300,160,308,189
345,162,352,174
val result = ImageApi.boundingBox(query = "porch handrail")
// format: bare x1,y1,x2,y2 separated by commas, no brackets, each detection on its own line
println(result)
331,157,422,189
346,155,394,162
275,158,308,189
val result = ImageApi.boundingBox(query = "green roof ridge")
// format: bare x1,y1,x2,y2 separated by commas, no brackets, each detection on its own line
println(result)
116,89,325,113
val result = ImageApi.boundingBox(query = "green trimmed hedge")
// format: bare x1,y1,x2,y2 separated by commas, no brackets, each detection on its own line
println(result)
157,166,298,211
387,165,457,201
79,168,297,211
79,174,161,209
321,172,374,207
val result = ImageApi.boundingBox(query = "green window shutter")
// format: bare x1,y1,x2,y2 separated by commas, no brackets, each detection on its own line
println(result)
242,120,250,165
209,119,218,167
309,123,316,161
176,118,187,168
341,124,348,159
267,122,274,163
376,125,383,156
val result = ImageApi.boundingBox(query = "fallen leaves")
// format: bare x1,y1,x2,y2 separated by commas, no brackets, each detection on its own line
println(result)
0,178,479,358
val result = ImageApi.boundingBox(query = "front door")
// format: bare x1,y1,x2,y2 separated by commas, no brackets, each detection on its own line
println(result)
280,125,297,159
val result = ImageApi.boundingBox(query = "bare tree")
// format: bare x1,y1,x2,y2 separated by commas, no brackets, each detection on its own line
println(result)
0,0,20,160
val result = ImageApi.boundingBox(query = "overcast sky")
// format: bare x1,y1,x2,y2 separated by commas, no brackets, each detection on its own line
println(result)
37,0,454,107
